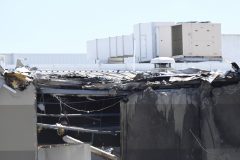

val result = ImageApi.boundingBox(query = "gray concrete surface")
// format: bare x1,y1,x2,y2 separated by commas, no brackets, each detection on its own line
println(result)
0,84,37,160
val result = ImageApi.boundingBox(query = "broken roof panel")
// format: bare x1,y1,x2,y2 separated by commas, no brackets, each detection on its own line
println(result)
1,59,240,93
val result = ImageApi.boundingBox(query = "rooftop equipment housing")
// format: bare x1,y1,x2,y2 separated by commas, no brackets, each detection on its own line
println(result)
172,22,222,61
151,57,175,72
134,22,174,63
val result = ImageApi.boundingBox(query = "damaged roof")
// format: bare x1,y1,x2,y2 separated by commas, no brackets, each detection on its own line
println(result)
1,62,240,94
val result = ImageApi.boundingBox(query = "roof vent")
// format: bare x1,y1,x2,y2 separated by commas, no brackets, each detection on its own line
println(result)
151,57,175,72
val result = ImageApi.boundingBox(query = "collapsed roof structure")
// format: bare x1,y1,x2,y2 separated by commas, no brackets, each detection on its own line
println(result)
1,61,240,160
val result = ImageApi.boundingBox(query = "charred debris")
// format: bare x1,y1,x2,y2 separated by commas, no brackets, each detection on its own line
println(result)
1,62,240,159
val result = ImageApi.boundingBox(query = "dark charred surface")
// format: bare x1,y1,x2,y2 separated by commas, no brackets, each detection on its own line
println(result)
121,88,202,160
121,83,240,160
37,94,121,147
212,84,240,147
32,70,240,159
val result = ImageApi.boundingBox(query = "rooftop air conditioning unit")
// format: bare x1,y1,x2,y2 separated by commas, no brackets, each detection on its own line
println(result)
171,22,222,61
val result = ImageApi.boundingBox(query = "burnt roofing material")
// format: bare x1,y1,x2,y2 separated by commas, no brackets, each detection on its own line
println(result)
1,64,240,93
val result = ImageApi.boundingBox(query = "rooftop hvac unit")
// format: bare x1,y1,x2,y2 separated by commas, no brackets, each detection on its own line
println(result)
171,22,222,60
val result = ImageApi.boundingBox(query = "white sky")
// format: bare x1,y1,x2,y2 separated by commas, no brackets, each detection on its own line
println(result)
0,0,239,53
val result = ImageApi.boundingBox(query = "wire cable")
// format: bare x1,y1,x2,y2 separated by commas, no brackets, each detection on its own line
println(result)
42,96,123,105
53,95,121,113
189,129,218,155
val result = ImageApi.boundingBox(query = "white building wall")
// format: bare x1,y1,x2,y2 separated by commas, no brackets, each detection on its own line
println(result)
87,34,134,63
123,35,134,56
134,22,174,62
109,37,117,57
134,23,153,62
96,38,110,63
0,85,37,160
222,34,240,62
0,53,89,68
180,23,222,56
0,54,14,66
87,22,174,63
116,36,124,57
1,30,240,70
38,144,91,160
156,24,174,57
14,54,88,65
27,61,231,72
87,40,98,63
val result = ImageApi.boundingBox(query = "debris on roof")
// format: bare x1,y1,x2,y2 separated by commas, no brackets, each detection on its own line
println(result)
32,67,240,94
4,72,32,90
1,60,240,93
